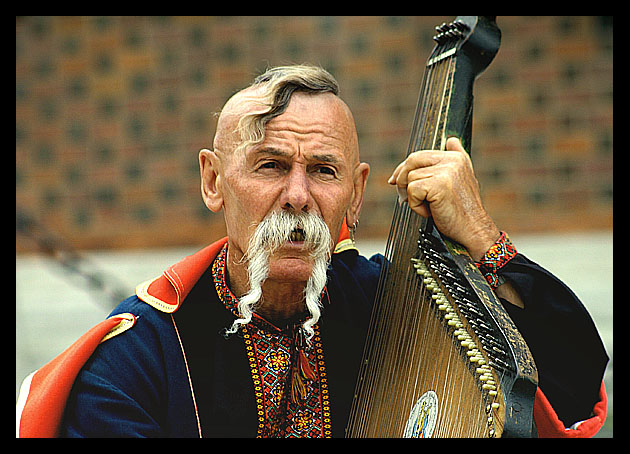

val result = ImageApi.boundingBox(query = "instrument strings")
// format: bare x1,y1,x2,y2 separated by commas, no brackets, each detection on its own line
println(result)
347,51,455,436
347,47,496,437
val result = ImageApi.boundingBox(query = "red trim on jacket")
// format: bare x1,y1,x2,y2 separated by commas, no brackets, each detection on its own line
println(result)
16,314,136,438
146,240,228,312
534,381,608,438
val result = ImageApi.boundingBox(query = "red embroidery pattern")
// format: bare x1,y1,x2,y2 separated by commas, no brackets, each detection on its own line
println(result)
212,244,332,437
474,231,518,289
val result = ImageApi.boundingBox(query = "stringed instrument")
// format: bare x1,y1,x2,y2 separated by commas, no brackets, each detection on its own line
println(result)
346,16,538,438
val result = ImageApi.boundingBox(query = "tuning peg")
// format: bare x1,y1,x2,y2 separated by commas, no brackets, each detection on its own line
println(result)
435,22,448,33
452,19,469,31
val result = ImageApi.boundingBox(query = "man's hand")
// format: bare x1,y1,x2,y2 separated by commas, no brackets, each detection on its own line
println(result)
388,137,500,261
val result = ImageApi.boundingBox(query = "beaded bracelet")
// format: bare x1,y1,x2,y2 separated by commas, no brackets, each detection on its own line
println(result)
474,231,518,289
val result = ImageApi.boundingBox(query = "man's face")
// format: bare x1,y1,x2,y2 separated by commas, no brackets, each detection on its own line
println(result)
204,91,368,286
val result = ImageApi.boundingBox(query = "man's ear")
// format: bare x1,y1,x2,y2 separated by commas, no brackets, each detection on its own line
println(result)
199,149,224,212
346,162,370,229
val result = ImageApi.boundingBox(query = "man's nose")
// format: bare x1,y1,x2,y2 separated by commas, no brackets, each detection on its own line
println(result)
280,167,311,212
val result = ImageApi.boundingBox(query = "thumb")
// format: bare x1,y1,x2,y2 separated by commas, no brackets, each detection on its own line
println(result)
446,136,465,152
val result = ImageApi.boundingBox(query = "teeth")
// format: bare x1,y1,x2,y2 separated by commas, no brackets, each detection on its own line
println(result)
289,230,305,242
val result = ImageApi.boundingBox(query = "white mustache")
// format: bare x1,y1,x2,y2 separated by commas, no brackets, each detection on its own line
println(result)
244,210,333,262
224,210,333,342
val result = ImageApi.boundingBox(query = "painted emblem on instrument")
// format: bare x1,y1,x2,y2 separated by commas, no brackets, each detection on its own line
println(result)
403,391,439,438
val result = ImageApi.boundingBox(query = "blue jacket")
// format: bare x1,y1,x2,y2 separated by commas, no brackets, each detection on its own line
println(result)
17,237,608,437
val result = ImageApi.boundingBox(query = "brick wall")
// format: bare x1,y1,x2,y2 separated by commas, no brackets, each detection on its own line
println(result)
16,16,613,252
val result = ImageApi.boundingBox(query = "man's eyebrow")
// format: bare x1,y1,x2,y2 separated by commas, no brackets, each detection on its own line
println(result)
312,153,341,164
253,147,289,158
254,148,341,164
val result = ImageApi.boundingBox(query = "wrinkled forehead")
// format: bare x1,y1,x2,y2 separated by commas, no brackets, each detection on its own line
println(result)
214,88,359,161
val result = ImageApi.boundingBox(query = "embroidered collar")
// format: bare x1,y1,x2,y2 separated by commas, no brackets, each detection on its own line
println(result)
210,243,312,334
210,242,332,438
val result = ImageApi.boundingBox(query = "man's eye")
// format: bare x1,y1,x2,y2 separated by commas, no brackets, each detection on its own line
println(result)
259,161,278,169
316,166,336,176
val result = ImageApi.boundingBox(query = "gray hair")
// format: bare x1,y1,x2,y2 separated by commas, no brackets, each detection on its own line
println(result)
232,65,340,154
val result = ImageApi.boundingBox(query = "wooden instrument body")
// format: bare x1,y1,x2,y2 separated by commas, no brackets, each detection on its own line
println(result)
346,17,538,438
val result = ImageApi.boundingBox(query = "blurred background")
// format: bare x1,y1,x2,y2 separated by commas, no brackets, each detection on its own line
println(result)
16,16,612,436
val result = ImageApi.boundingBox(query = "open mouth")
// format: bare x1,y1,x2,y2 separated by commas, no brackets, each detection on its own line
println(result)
289,228,305,242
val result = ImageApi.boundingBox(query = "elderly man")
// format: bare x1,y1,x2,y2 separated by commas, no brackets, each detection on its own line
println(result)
17,65,607,438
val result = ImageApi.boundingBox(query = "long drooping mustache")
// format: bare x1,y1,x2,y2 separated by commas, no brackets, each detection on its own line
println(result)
224,210,333,341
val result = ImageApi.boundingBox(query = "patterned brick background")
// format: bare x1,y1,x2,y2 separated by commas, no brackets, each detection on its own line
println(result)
16,16,613,252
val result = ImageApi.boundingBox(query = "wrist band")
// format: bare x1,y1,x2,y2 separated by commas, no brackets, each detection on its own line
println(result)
474,231,517,289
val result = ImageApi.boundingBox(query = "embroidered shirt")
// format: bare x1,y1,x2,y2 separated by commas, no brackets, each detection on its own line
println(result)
211,243,332,437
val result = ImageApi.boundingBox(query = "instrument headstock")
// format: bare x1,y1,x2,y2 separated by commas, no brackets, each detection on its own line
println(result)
428,16,501,79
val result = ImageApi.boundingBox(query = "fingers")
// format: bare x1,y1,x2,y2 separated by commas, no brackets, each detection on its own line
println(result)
387,160,405,185
387,137,467,188
387,149,442,187
384,137,499,256
406,179,432,218
386,136,471,222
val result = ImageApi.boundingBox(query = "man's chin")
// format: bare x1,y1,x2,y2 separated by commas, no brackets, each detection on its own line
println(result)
267,255,314,283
